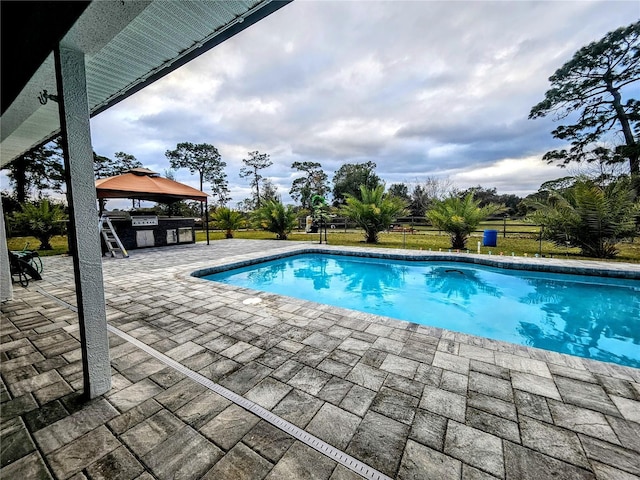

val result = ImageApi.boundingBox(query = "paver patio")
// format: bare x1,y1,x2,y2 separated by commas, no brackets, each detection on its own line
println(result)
2,239,640,479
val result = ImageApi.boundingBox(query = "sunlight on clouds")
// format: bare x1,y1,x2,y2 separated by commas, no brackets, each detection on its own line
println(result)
428,143,466,159
125,43,246,113
328,55,384,91
136,139,167,155
452,156,557,180
153,70,223,97
317,118,401,142
185,43,246,79
220,144,254,161
109,92,168,118
493,44,519,62
246,98,282,115
415,87,449,103
222,97,282,116
291,117,404,159
451,156,563,195
460,39,546,101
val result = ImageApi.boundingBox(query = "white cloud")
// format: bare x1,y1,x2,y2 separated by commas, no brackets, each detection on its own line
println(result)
328,55,385,92
451,156,565,196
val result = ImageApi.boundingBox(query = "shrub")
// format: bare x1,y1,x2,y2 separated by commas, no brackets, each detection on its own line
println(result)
252,199,297,240
340,185,408,243
212,207,245,238
427,193,502,249
11,199,67,250
527,177,639,258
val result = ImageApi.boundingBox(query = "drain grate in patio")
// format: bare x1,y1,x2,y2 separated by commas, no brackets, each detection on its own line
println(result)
34,287,391,480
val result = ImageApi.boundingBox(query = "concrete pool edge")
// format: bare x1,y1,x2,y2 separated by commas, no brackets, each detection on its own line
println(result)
190,244,640,280
185,243,640,377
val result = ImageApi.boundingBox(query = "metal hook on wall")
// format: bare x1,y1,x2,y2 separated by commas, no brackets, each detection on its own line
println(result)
38,90,59,105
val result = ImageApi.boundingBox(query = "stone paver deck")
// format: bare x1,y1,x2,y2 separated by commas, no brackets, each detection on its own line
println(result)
2,239,639,480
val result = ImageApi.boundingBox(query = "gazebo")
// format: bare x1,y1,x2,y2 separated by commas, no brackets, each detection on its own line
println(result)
96,168,210,250
96,168,208,204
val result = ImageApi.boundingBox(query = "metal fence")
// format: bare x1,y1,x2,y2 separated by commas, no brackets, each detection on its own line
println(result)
297,216,542,238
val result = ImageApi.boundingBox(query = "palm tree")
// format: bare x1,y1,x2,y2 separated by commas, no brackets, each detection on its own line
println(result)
427,193,501,249
252,199,297,240
12,199,67,250
212,207,245,238
340,185,408,243
526,177,639,258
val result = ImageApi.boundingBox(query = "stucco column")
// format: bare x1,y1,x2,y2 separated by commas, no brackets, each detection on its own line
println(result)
0,199,12,302
55,43,111,398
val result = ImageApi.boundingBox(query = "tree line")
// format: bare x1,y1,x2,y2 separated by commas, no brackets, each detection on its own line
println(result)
0,139,527,216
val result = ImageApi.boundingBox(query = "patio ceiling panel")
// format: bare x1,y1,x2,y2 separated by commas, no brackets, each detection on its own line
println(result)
0,0,290,167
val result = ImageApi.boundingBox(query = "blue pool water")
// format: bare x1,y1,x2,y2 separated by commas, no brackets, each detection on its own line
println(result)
203,254,640,368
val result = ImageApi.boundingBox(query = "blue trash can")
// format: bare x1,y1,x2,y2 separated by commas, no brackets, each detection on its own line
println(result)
483,229,498,247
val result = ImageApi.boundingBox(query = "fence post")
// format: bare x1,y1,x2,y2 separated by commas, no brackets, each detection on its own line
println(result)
539,225,543,256
503,216,507,238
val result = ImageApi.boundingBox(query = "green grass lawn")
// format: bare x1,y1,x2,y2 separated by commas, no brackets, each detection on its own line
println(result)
7,236,70,257
8,230,640,263
196,229,640,263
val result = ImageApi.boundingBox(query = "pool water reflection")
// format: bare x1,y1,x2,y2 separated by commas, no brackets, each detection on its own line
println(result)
204,254,640,368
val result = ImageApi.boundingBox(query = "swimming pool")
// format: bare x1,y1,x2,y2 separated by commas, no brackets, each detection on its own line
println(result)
201,253,640,368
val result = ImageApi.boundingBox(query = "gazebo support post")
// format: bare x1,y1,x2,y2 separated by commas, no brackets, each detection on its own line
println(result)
205,197,210,245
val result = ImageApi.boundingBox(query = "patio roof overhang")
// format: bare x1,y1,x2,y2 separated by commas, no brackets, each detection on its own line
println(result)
0,0,292,167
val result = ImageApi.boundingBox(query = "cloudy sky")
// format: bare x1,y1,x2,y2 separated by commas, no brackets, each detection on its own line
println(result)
89,0,639,208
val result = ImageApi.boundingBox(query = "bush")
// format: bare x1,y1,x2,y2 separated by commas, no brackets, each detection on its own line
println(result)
212,207,245,238
526,177,639,258
252,200,297,240
340,185,408,243
11,199,67,250
427,193,502,249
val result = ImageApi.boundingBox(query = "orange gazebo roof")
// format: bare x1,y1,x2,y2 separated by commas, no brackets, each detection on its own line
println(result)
95,169,208,203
